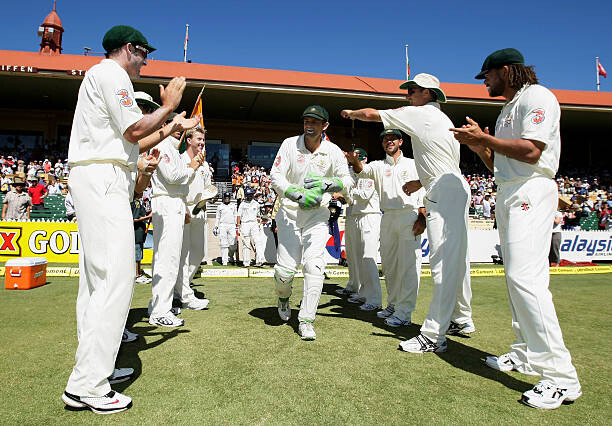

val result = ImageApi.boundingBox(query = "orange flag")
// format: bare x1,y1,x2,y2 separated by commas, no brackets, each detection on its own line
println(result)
179,86,205,153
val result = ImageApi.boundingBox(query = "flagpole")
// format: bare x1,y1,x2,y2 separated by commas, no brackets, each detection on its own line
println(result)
178,85,206,146
183,24,189,63
405,44,410,80
596,57,600,92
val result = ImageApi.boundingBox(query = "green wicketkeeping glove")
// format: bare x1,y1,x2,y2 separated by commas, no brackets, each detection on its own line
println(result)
285,185,306,203
298,188,323,209
303,173,343,193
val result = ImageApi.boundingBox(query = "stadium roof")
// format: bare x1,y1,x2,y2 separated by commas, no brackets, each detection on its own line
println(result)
1,50,612,111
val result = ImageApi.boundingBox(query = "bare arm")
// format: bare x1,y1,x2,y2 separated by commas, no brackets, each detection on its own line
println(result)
344,151,363,173
1,203,6,220
123,77,187,143
134,149,160,194
138,112,201,154
340,108,381,122
451,117,544,165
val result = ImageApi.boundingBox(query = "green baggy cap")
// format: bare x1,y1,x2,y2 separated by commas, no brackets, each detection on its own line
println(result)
103,25,156,53
302,105,329,122
475,48,524,79
379,129,402,140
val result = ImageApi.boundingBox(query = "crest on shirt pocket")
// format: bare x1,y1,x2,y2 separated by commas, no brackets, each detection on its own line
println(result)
116,89,134,108
162,154,170,163
530,108,545,124
384,168,392,177
503,113,513,127
297,153,305,165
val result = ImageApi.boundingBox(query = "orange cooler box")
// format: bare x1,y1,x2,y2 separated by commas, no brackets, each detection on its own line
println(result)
4,257,48,290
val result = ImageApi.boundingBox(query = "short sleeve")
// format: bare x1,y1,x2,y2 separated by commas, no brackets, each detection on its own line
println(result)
97,67,143,135
379,107,423,137
519,88,560,147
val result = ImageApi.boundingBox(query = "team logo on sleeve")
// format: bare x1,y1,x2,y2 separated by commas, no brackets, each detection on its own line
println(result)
274,155,281,167
116,89,134,107
530,108,545,124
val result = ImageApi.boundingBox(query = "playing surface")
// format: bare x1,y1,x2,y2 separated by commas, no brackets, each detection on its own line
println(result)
0,270,610,424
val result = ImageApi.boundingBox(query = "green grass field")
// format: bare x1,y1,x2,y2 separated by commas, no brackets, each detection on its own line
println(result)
0,270,610,425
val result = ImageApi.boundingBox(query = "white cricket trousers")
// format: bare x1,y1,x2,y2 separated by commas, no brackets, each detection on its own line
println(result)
420,174,472,344
380,209,421,322
65,163,135,397
348,213,382,306
150,195,186,317
274,208,328,322
344,214,361,293
218,224,237,264
241,221,265,265
175,211,206,302
497,177,580,388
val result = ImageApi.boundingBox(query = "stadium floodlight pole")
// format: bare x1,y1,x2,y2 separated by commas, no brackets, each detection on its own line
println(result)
596,56,600,92
184,24,190,63
405,44,410,80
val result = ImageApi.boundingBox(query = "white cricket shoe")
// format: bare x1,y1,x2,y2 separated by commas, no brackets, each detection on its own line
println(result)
109,367,134,384
359,303,382,311
485,353,540,376
521,380,582,410
347,294,366,304
121,328,138,343
376,305,395,319
135,274,151,284
384,315,411,327
277,299,291,321
149,312,184,328
399,334,447,353
446,321,476,335
299,321,316,341
183,297,210,310
62,390,132,414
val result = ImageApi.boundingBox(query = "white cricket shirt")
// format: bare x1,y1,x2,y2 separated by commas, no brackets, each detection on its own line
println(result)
358,153,424,211
68,59,143,169
493,84,561,184
237,199,260,223
216,203,237,226
151,136,195,198
379,102,461,192
181,151,212,206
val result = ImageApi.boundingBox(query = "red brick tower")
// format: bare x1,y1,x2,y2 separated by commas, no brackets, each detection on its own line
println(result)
38,1,64,55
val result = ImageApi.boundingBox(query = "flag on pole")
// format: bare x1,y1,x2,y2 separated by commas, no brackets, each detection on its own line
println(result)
598,61,607,78
405,44,410,80
179,85,205,153
183,24,189,63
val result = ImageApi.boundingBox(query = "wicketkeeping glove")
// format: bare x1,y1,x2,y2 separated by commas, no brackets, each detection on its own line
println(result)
298,188,323,209
303,173,343,194
285,185,306,203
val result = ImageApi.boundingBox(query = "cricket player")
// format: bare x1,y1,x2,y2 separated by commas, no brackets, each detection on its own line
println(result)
237,187,266,267
342,148,383,311
175,127,212,310
214,192,238,265
342,73,474,353
63,25,196,414
451,48,581,409
149,117,205,327
345,130,425,328
270,105,353,340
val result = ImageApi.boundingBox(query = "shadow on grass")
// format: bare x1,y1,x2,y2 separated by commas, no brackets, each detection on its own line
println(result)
319,283,534,393
114,307,190,392
248,306,301,337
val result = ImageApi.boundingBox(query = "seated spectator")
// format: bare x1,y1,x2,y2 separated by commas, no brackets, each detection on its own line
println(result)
65,191,75,221
46,176,64,195
2,177,31,221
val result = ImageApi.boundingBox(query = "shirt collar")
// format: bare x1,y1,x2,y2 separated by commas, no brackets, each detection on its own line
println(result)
297,134,330,155
385,151,404,165
426,101,441,109
505,84,531,107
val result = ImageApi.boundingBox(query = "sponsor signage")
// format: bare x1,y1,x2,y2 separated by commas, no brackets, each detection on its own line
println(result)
0,65,38,73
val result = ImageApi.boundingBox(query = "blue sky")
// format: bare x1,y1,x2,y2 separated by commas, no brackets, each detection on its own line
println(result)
2,0,611,92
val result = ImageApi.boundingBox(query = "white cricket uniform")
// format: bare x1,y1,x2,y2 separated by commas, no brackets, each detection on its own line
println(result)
215,202,237,265
271,134,353,322
380,103,472,344
237,199,265,265
359,153,424,322
344,173,382,306
175,154,212,302
150,136,195,317
65,59,142,397
492,84,579,388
